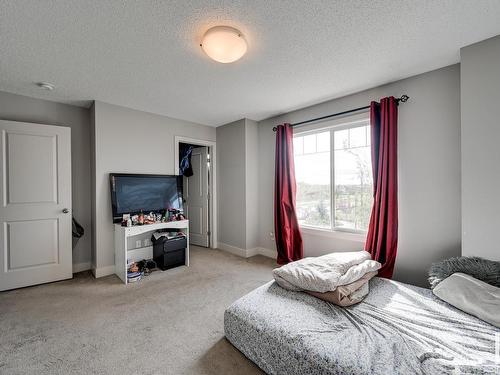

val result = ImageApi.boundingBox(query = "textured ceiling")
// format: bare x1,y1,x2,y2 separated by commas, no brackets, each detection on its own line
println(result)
1,1,500,126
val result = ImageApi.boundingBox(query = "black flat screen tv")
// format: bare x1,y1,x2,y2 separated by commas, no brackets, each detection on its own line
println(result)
110,173,183,223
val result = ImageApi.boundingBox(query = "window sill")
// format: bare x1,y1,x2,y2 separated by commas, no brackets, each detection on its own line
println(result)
299,226,366,243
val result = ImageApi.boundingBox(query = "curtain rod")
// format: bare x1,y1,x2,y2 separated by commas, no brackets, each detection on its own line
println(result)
272,95,409,132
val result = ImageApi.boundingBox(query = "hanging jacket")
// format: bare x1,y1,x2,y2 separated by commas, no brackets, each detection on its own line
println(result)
179,145,194,177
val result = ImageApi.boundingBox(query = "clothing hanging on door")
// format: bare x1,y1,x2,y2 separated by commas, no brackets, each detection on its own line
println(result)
179,144,194,177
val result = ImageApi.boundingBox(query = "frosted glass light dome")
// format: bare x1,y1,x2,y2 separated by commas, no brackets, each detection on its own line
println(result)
201,26,247,63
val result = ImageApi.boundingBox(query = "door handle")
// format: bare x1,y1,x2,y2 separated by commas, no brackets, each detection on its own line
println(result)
62,208,70,214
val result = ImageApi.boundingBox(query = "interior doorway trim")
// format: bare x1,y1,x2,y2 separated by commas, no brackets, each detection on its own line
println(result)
174,136,217,249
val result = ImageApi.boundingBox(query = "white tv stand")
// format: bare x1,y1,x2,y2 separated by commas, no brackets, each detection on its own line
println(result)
114,220,189,284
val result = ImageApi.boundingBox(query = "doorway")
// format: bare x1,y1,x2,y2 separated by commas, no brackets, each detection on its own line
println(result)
174,137,217,249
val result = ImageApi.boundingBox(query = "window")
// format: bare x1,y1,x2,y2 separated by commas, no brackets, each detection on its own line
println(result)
294,118,373,233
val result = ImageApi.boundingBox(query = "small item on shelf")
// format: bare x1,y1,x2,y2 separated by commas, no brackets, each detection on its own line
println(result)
125,259,157,283
152,229,185,241
121,213,131,227
136,259,157,276
167,210,175,221
126,218,132,227
138,210,145,225
131,215,139,225
176,213,186,221
142,212,157,224
127,271,142,283
167,208,183,221
128,262,139,273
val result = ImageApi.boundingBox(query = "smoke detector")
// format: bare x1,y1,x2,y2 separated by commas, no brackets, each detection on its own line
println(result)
36,82,55,91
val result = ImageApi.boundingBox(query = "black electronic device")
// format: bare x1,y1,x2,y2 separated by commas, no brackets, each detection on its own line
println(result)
109,173,183,223
152,234,187,271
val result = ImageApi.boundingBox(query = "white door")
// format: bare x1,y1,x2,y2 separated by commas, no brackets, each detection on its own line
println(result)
0,120,72,291
183,147,209,247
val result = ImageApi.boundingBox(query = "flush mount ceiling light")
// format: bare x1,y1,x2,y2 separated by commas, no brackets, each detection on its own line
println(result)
36,82,55,90
200,26,247,63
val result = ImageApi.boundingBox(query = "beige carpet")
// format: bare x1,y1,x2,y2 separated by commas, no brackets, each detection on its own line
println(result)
0,247,276,374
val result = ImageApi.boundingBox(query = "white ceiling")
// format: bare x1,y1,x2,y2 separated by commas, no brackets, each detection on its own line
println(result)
1,1,500,127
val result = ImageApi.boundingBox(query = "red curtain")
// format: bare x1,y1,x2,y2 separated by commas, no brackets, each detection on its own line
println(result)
365,97,398,278
275,123,303,265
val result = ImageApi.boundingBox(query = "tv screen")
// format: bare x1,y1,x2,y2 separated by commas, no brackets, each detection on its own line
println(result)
110,173,183,222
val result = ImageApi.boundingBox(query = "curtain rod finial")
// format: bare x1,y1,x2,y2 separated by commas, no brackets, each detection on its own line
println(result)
399,94,409,103
273,126,278,132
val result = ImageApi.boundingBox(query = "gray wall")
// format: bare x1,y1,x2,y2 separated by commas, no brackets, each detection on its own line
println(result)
90,103,96,269
245,119,260,249
257,65,462,287
92,101,216,274
217,118,261,251
0,91,92,272
461,35,500,261
216,119,247,249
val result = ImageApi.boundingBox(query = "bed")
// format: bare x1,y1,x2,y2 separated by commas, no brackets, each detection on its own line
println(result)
224,278,499,375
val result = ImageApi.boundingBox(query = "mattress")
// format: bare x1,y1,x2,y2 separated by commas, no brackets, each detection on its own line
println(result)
224,278,500,375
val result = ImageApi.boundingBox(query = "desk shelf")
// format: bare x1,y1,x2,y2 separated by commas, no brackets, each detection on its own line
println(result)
114,220,189,284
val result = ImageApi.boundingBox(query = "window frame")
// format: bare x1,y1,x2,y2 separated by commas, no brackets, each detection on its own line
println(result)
293,112,372,235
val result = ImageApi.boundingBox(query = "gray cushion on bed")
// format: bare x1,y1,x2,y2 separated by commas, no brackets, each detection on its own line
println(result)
428,256,500,289
433,272,500,328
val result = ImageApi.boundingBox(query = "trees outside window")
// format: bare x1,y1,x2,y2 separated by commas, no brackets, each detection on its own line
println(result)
294,119,372,233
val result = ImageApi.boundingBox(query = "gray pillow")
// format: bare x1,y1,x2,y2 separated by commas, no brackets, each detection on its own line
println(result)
428,256,500,289
433,273,500,328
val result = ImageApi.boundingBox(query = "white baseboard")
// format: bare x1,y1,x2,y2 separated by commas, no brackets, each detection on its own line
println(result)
93,265,115,278
218,243,276,260
245,247,259,257
73,262,91,273
218,242,248,257
254,247,276,259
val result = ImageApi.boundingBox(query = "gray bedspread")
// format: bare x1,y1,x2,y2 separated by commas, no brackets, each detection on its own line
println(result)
224,278,500,375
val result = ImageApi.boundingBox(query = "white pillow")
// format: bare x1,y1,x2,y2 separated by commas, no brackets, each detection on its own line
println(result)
433,272,500,328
